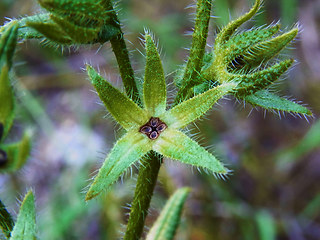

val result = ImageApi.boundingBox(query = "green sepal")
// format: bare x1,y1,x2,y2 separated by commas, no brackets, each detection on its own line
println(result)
9,191,36,240
215,0,260,45
50,15,100,43
26,19,72,44
0,200,14,239
243,90,312,115
0,21,18,69
225,24,281,62
146,187,190,240
0,131,31,172
162,83,235,129
87,65,149,130
85,130,152,200
235,59,294,96
1,15,51,41
0,66,15,141
239,28,298,70
18,14,52,40
143,34,166,116
154,128,227,174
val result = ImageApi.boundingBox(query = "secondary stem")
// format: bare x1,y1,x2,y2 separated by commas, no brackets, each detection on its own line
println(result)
110,36,140,104
124,152,162,240
107,3,141,104
175,0,212,104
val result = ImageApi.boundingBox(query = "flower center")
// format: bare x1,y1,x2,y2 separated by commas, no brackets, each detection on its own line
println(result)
139,117,167,140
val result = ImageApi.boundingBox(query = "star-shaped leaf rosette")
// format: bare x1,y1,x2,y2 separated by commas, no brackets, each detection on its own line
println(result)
85,34,235,200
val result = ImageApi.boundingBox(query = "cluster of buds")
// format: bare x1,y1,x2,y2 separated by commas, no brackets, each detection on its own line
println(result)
0,0,121,45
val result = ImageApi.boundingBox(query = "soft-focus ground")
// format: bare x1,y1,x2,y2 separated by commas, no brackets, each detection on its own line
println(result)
1,0,320,239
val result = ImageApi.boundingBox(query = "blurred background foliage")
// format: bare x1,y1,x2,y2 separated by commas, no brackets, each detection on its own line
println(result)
1,0,320,239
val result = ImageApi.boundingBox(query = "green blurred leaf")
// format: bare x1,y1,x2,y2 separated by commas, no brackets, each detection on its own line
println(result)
0,21,18,139
276,119,320,168
0,66,15,141
10,191,36,240
301,193,320,219
0,131,31,172
0,20,18,69
146,187,190,240
255,210,276,240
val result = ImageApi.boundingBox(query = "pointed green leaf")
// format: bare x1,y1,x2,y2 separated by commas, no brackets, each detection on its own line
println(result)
146,187,190,240
162,83,235,129
0,200,14,239
226,24,281,60
143,34,166,116
86,130,152,200
0,21,18,70
87,65,149,130
244,90,312,115
215,0,260,45
26,20,73,44
235,59,294,96
0,131,31,172
10,191,36,240
241,28,298,68
0,66,15,141
154,128,227,174
50,15,100,43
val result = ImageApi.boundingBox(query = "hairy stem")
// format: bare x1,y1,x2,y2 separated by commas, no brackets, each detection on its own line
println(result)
175,0,212,103
124,151,162,240
107,3,159,239
107,3,141,104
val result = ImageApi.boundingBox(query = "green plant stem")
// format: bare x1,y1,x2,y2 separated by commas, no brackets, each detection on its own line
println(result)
106,2,140,104
123,1,212,238
175,0,212,104
110,36,140,104
107,2,158,239
124,151,162,240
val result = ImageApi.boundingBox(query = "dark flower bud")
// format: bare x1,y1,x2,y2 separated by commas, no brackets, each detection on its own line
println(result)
149,117,159,128
140,125,152,134
149,131,159,140
156,123,167,133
